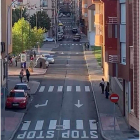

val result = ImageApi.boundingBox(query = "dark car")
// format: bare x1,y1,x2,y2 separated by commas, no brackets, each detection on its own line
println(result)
73,36,80,41
72,28,78,34
74,33,81,39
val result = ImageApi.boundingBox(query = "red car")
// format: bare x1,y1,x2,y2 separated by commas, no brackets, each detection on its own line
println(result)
6,90,28,109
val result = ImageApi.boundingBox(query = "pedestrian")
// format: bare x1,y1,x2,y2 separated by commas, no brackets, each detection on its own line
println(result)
15,56,17,67
26,69,30,83
34,51,36,59
87,43,89,50
105,82,110,99
99,78,105,94
19,69,24,83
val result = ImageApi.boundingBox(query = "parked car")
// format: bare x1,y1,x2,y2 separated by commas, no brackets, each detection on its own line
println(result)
43,37,54,42
14,83,30,96
73,36,80,41
72,28,78,34
41,54,55,64
6,90,28,109
35,57,49,68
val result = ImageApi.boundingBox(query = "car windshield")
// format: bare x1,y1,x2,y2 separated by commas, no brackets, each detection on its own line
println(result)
9,92,25,97
14,85,28,90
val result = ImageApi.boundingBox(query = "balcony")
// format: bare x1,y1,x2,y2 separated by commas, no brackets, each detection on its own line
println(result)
95,35,103,46
95,14,103,25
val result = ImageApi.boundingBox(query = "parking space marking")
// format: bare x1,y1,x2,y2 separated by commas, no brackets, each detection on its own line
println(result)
63,120,70,130
89,120,97,130
49,120,57,130
85,86,90,92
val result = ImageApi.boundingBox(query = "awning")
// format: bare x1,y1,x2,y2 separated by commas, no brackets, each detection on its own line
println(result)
88,4,95,10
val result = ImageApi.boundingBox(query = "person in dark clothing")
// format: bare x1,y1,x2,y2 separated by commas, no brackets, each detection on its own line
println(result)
105,82,110,99
15,57,17,66
99,78,105,94
26,69,30,83
19,69,24,83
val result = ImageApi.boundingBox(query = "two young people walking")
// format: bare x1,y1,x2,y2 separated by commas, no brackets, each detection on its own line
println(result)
99,78,110,99
19,69,30,83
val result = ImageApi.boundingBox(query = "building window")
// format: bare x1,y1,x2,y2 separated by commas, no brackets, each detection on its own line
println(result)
108,24,117,38
120,3,126,24
120,43,126,65
41,0,48,7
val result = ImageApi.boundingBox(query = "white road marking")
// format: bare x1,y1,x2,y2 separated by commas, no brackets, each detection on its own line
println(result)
39,86,45,92
49,120,57,130
111,97,119,100
58,86,63,92
35,120,44,130
67,86,72,92
21,121,31,130
89,120,97,130
85,86,90,92
76,120,83,130
76,86,81,92
80,44,82,45
76,52,79,54
63,120,70,130
72,44,74,45
48,86,54,92
76,44,78,45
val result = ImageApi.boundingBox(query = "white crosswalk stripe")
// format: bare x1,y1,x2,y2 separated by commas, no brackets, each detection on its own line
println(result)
63,120,70,130
48,86,54,92
67,86,72,92
89,120,97,130
21,121,31,130
39,86,90,92
85,86,90,92
58,86,63,92
35,120,44,130
39,86,45,92
49,120,57,130
20,120,98,131
76,86,81,92
76,120,84,130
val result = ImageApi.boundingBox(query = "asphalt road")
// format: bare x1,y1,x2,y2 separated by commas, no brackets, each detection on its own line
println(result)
12,18,103,140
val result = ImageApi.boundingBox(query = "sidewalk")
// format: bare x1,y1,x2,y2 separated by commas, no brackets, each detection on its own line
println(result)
1,79,40,140
84,47,139,140
8,61,47,76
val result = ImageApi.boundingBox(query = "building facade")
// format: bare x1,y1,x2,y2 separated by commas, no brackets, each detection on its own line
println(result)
93,0,139,130
1,0,12,88
23,0,54,36
81,0,92,35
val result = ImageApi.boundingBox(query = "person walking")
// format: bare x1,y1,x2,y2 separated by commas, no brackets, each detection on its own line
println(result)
19,69,24,83
26,69,30,83
105,82,110,99
15,56,17,67
99,78,105,94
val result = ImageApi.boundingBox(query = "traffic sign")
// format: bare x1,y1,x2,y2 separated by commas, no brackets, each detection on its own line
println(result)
110,93,119,103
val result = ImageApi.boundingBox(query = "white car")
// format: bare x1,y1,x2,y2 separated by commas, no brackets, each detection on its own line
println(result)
43,37,54,42
41,54,55,64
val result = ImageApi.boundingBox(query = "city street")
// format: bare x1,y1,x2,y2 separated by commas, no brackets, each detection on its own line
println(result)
12,18,103,140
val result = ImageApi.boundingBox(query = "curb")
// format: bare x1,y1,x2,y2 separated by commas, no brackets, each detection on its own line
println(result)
83,46,110,140
8,81,40,140
8,69,47,77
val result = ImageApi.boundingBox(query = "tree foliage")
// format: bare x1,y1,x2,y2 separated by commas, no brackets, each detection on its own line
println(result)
30,11,51,31
12,18,45,55
12,8,29,26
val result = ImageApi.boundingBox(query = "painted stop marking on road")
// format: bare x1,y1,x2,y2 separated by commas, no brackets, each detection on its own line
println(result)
110,93,119,103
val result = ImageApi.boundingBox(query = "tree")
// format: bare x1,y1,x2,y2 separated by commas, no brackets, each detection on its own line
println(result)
30,11,51,31
12,8,28,26
12,18,45,55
